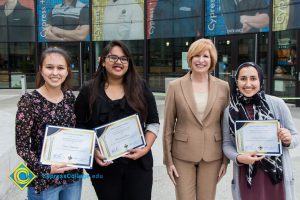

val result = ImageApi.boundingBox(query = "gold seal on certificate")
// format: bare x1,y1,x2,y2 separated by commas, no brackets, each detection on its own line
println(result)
95,114,146,161
235,120,282,156
40,125,96,169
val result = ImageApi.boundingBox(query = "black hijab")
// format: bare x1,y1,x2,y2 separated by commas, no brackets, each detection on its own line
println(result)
228,62,283,187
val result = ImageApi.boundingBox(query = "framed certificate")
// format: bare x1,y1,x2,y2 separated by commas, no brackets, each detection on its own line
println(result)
95,114,146,161
235,120,282,156
40,125,96,169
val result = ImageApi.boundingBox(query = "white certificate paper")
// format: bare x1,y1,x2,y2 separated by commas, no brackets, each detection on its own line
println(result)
235,120,282,156
40,125,96,169
95,114,146,161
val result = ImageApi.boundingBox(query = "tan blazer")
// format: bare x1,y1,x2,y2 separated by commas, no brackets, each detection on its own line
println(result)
163,72,229,166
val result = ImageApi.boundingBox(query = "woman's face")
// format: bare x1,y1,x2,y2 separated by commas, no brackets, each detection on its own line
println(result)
190,50,211,74
41,53,68,89
103,46,129,80
237,66,260,97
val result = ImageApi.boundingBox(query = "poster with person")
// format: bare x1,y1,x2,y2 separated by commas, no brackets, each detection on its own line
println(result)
206,0,270,36
205,0,227,36
92,0,144,41
273,0,300,31
0,0,35,42
147,0,201,39
37,0,90,42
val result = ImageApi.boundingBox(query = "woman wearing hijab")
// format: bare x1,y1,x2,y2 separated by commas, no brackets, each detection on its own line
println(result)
223,62,299,200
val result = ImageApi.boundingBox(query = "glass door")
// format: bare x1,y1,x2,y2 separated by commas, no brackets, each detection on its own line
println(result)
0,43,35,89
0,43,9,88
216,38,233,83
216,35,256,83
58,43,81,89
81,43,91,84
273,30,298,105
237,37,255,66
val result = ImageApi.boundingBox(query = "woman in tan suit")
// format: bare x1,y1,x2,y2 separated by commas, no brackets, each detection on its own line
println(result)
163,38,229,200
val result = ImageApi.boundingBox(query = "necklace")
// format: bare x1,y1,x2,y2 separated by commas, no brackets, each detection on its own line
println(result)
43,85,63,103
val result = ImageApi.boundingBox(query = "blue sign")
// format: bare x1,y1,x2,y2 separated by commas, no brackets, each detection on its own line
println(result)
205,0,270,36
37,0,90,42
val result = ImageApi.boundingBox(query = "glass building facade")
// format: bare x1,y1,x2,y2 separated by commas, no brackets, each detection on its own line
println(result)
0,0,299,105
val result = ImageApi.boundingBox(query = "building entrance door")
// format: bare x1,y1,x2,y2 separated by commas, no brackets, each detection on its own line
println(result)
215,35,256,84
273,30,300,106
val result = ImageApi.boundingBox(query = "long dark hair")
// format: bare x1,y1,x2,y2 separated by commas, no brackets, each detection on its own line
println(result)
88,40,148,121
36,47,72,91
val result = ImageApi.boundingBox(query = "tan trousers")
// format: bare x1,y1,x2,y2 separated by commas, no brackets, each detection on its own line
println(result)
173,157,222,200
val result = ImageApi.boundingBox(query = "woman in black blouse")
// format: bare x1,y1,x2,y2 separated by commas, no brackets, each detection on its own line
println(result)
75,40,159,200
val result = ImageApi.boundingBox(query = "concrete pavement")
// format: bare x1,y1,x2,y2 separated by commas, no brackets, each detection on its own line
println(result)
0,89,299,200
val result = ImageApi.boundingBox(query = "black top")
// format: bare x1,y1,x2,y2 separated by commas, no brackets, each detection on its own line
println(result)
0,1,35,42
75,80,159,170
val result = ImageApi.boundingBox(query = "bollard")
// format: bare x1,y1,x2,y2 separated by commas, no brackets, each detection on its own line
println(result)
20,75,27,95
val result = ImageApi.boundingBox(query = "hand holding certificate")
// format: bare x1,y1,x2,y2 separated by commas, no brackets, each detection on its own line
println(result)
235,120,282,156
95,114,146,162
40,126,96,169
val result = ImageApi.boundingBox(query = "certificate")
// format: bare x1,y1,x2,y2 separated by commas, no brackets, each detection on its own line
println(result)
95,114,146,161
235,120,282,156
40,125,96,169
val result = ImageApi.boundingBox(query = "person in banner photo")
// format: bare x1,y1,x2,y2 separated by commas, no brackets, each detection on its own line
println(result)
222,62,299,200
220,0,269,33
15,47,82,200
103,0,144,40
163,38,229,200
45,0,89,41
75,40,159,200
0,0,34,42
151,0,201,38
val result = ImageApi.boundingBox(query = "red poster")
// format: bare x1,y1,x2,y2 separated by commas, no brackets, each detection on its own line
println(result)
146,0,157,39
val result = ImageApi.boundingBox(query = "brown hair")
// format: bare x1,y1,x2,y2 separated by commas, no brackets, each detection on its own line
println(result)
187,38,218,72
36,47,72,91
88,40,148,121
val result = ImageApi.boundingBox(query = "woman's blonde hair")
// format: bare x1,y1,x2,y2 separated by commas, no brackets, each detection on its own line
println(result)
187,38,217,72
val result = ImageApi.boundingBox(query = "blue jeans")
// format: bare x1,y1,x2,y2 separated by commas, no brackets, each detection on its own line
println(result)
27,180,82,200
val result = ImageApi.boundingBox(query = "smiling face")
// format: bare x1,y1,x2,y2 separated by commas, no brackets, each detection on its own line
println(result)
190,50,211,74
237,66,260,97
40,53,69,89
103,45,129,80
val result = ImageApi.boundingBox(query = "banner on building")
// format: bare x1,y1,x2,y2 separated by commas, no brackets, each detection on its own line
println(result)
147,0,202,39
37,0,90,42
92,0,144,41
206,0,270,36
273,0,300,31
0,0,35,42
